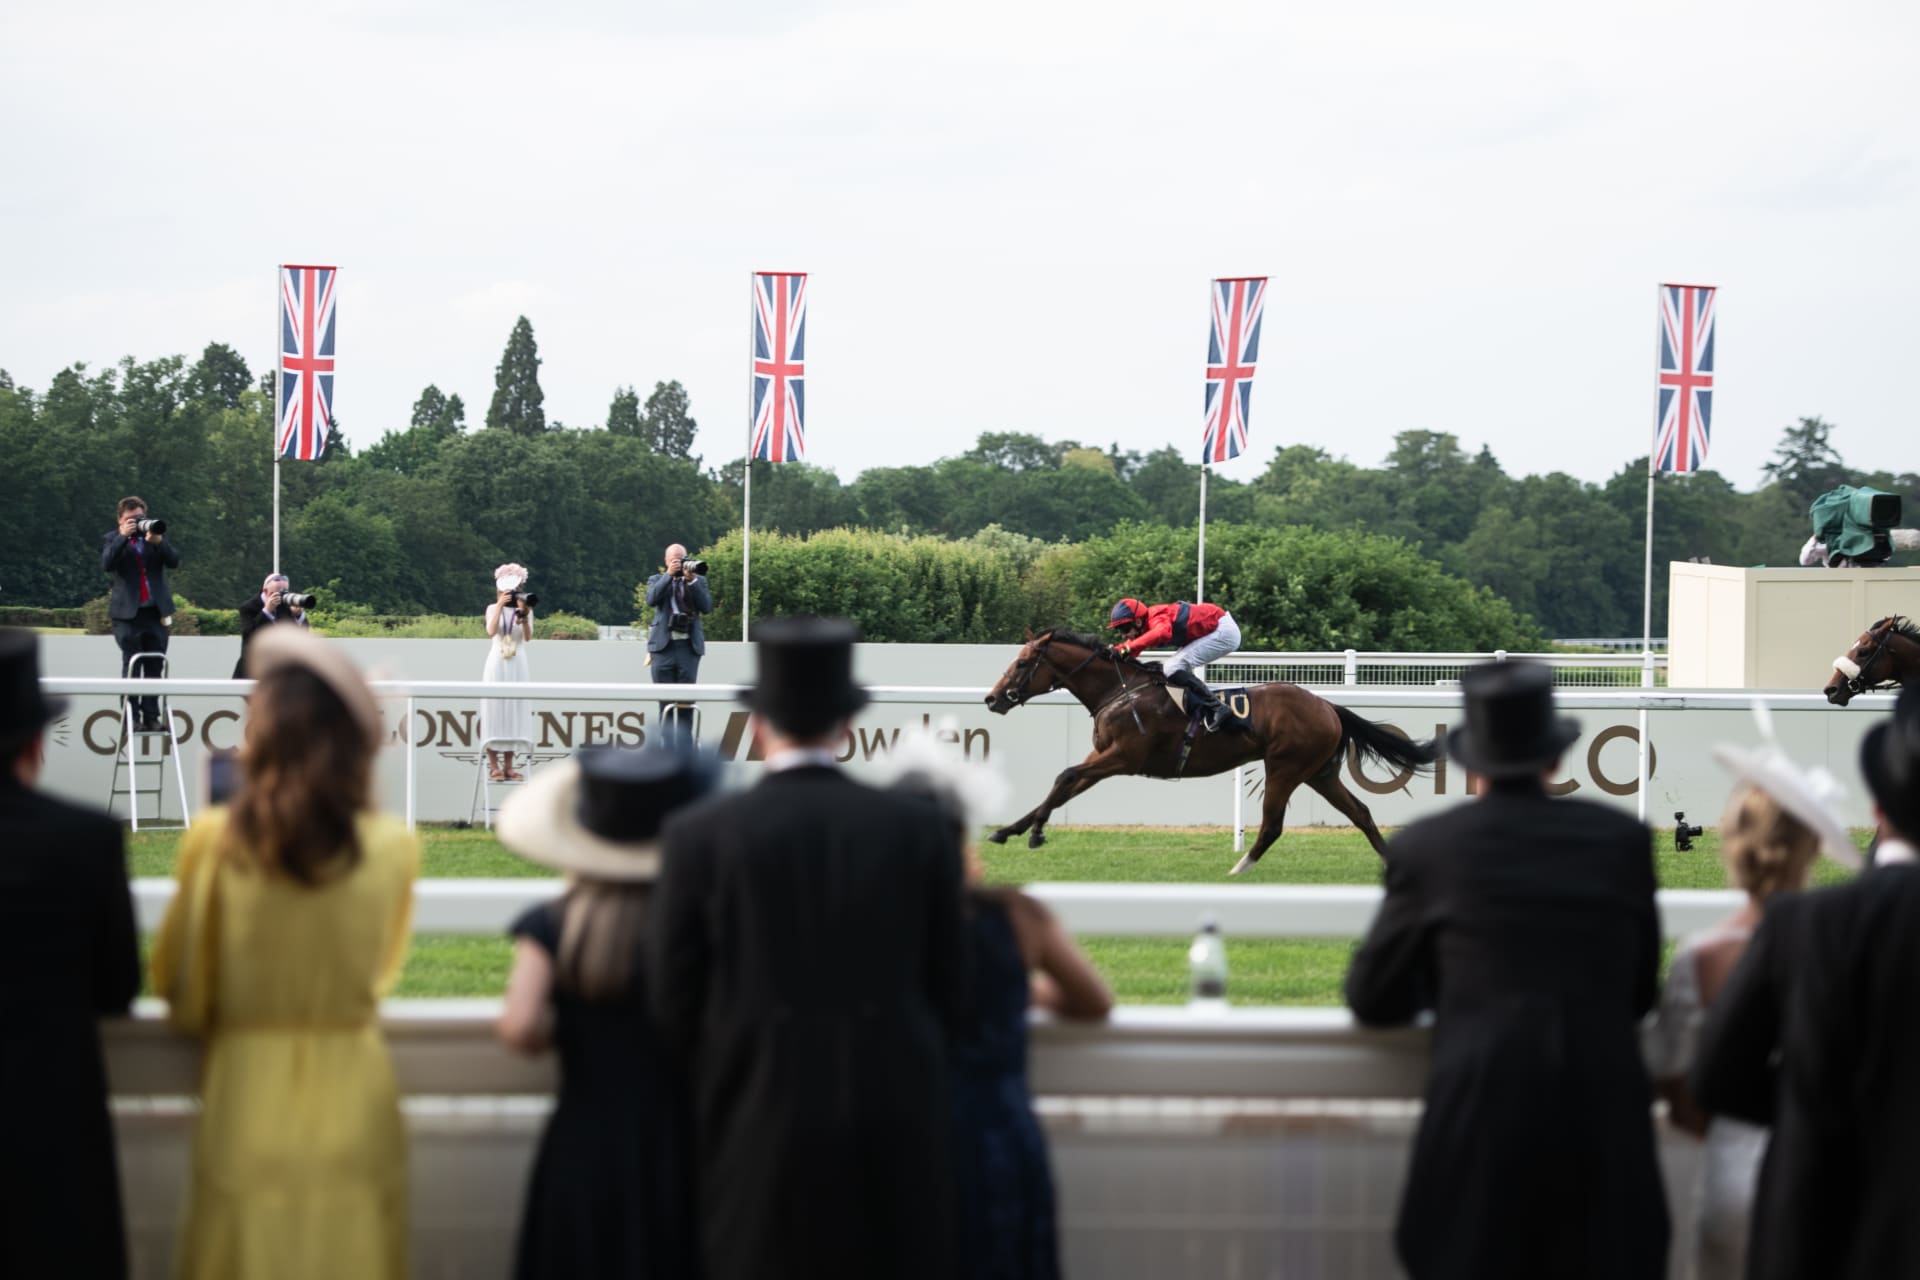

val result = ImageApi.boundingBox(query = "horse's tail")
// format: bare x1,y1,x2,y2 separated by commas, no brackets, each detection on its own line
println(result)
1334,704,1442,776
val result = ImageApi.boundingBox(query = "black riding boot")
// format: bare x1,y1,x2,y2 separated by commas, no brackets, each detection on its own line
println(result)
1166,668,1223,729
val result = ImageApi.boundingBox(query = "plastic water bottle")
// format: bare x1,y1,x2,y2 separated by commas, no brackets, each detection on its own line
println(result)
1188,914,1229,1014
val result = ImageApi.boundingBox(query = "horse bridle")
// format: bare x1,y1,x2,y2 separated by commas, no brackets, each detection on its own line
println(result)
999,638,1109,710
1835,621,1902,697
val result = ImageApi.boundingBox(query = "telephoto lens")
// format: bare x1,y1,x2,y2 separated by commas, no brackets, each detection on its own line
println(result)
516,592,540,610
136,517,167,536
281,592,316,609
684,559,708,575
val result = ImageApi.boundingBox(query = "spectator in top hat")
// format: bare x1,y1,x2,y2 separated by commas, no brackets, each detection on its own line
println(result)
648,617,967,1280
1345,661,1669,1280
495,746,721,1280
0,630,142,1278
1692,677,1920,1280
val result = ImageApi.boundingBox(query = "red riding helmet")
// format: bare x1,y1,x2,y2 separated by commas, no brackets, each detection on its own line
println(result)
1108,598,1147,629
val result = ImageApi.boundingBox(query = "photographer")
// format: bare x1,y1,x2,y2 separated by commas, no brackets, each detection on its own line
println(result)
233,574,312,679
645,544,712,736
101,495,180,732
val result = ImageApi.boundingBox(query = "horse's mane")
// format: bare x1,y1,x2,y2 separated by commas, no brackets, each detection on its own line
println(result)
1884,615,1920,645
1033,627,1165,677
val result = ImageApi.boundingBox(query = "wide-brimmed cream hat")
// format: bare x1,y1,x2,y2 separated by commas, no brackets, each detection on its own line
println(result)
246,627,383,745
1712,702,1858,868
494,562,530,593
496,746,723,881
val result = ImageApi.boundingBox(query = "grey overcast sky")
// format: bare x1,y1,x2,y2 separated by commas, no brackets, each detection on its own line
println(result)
2,0,1913,488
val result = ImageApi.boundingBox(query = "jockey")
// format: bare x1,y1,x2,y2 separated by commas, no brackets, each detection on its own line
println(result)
1106,598,1244,729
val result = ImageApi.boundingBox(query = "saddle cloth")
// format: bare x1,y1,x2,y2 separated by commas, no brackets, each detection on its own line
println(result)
1166,684,1254,732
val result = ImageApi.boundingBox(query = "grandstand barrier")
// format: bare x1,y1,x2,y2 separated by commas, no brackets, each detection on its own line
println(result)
125,878,1754,941
103,1003,1706,1280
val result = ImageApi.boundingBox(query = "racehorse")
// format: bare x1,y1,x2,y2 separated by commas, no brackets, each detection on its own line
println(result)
982,628,1440,876
1826,616,1920,705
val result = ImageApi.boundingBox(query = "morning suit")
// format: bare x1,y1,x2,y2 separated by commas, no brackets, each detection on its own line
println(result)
232,595,310,679
0,776,141,1278
1346,788,1669,1280
101,528,180,720
649,765,966,1280
1692,865,1920,1279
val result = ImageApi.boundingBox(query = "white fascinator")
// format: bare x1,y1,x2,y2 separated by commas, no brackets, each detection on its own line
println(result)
1712,701,1858,868
870,719,1012,841
494,562,530,593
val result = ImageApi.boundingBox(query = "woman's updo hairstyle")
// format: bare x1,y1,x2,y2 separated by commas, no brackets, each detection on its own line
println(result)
1718,784,1820,901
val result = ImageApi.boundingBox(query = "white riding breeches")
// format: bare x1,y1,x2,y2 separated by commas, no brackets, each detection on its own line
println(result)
1165,613,1241,676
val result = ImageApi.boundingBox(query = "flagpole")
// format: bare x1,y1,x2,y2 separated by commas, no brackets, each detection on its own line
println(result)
272,265,282,576
741,272,755,642
1638,284,1662,822
1197,464,1209,601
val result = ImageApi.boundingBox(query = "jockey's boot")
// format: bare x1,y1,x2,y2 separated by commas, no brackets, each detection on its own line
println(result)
1166,668,1224,730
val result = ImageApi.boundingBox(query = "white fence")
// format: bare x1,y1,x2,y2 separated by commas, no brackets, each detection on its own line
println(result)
1212,649,1668,689
122,878,1751,941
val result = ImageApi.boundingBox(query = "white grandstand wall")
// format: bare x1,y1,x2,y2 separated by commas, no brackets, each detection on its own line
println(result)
35,637,1889,829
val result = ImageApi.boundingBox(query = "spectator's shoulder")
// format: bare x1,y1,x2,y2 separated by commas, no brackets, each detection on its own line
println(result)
1554,795,1649,842
20,788,120,843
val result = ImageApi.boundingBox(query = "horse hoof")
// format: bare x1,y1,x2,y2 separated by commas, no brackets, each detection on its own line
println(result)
987,830,1010,845
1229,853,1256,877
1028,832,1047,849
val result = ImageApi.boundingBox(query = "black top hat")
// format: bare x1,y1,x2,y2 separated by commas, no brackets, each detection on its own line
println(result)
0,630,66,754
740,617,870,737
1445,661,1581,778
1861,677,1920,839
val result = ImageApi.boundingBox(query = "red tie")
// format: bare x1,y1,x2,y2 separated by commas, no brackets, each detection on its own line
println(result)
134,540,151,605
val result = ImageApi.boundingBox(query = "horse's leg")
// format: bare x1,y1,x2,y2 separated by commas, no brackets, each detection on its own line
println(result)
1229,765,1304,877
1307,758,1391,859
989,749,1131,849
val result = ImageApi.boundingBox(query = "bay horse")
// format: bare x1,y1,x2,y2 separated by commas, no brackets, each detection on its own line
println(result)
982,628,1440,875
1825,616,1920,705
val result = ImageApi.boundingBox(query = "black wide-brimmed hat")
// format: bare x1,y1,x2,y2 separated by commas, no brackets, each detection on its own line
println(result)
0,629,67,753
1445,661,1582,778
497,745,723,881
740,616,870,737
1861,677,1920,838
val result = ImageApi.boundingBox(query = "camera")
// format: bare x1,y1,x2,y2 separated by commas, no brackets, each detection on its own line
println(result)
681,559,708,576
1674,811,1705,852
135,517,167,536
509,591,539,610
280,591,316,610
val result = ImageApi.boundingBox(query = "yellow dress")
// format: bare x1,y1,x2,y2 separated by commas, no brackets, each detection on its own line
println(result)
151,808,419,1280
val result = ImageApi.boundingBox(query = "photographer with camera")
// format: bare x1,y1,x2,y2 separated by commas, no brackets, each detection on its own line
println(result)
233,574,313,678
101,495,181,732
482,563,537,782
645,544,712,737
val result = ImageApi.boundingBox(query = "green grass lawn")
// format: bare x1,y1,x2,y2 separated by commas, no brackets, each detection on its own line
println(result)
128,823,1869,1004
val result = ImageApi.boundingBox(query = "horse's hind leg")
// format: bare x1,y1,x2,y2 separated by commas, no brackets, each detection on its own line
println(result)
1229,770,1303,877
1307,758,1391,859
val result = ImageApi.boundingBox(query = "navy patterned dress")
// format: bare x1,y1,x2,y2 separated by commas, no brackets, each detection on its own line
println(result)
953,893,1061,1280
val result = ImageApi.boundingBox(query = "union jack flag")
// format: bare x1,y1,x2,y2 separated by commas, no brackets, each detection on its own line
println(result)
1201,276,1267,464
751,272,806,463
1654,283,1715,474
278,264,337,461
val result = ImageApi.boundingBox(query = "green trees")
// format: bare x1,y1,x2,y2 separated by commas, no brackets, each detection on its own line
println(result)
485,316,546,435
605,386,642,437
641,380,699,459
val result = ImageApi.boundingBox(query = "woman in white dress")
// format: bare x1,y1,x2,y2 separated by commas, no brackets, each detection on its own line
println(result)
1645,717,1856,1280
482,563,535,782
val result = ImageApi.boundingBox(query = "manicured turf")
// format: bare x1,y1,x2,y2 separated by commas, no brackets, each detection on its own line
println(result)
126,823,1869,1004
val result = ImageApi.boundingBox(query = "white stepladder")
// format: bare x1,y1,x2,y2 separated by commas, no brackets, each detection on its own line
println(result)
108,652,192,832
470,737,535,829
654,699,704,748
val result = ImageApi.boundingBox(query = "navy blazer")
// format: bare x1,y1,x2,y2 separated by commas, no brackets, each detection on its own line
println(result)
101,530,180,620
644,571,712,655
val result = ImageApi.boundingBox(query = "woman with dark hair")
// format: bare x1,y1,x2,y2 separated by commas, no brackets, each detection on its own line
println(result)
152,628,418,1280
881,727,1112,1280
493,746,721,1280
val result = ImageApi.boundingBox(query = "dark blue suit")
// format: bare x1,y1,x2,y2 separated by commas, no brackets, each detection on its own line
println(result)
101,529,180,724
645,571,711,737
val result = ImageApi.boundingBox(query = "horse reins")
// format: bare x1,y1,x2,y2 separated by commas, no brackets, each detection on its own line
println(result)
1004,640,1148,732
1835,622,1905,697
